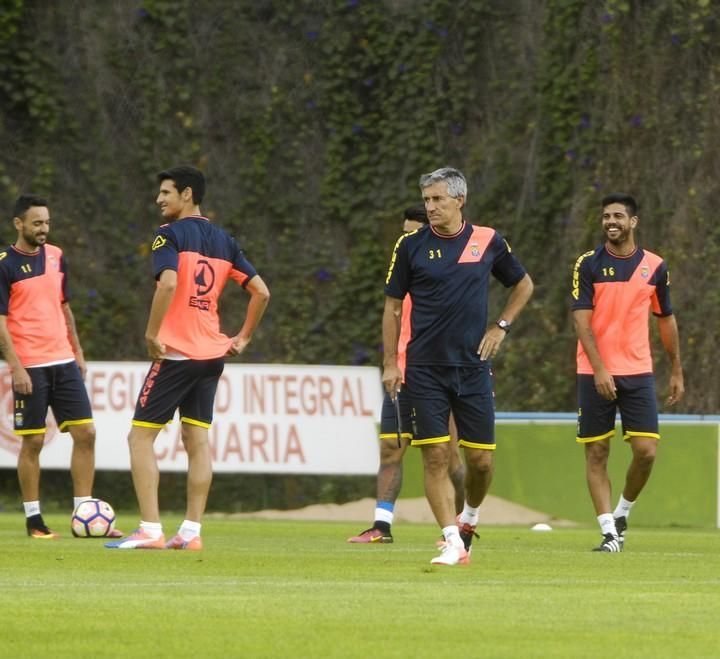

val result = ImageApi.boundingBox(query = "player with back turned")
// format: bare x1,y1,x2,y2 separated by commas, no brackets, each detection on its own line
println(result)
106,166,270,550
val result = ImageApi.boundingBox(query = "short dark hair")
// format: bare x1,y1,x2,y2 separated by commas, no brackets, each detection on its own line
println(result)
13,194,49,219
601,192,637,217
403,206,428,224
157,165,205,204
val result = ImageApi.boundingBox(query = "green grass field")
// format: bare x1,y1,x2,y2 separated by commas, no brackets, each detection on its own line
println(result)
1,514,718,658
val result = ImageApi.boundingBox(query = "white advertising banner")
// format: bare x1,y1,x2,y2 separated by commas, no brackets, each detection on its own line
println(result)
0,362,383,475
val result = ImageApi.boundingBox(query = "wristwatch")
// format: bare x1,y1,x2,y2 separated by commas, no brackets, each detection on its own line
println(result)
495,319,511,333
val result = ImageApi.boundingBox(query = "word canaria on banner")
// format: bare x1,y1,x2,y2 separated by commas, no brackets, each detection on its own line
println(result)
155,421,306,465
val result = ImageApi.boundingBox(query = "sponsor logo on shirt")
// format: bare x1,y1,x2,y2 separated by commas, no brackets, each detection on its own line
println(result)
189,297,210,311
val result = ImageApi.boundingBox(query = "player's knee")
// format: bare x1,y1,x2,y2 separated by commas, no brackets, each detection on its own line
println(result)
71,425,96,449
633,444,657,469
464,448,493,474
379,444,405,465
421,444,449,473
20,434,45,454
585,441,609,468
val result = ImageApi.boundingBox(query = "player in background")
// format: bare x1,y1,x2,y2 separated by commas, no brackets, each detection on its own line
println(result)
106,166,270,550
571,193,684,552
0,194,122,539
383,168,534,565
348,207,465,544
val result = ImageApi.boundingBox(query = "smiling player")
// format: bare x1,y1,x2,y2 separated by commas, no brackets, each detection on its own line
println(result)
571,193,684,552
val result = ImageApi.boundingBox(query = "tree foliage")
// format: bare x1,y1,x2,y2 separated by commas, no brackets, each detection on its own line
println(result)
1,0,718,413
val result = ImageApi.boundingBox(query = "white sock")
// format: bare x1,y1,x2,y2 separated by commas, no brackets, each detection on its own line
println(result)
613,495,635,520
73,496,92,511
441,525,464,549
459,502,480,526
23,501,41,517
178,520,202,541
597,513,617,537
374,506,394,525
140,520,163,539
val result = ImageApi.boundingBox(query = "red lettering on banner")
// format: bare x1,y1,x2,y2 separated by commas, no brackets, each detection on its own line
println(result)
222,423,244,461
150,422,307,466
215,374,230,413
89,371,106,411
285,424,305,462
249,375,264,413
249,423,269,462
340,378,357,415
267,375,281,413
238,373,375,418
300,376,317,415
357,377,373,416
318,376,336,415
108,371,128,411
285,375,298,414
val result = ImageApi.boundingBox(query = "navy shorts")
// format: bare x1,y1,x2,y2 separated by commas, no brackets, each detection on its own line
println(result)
14,361,93,435
576,374,659,443
379,390,413,442
132,358,225,429
404,364,495,449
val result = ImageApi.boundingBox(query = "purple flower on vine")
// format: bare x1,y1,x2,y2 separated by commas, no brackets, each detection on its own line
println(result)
364,78,375,87
564,149,576,161
351,344,370,365
347,0,359,6
671,33,681,46
601,13,613,24
578,115,591,129
593,181,603,191
351,124,364,134
306,100,317,109
451,124,463,135
630,115,643,128
315,268,333,282
306,30,319,41
397,63,408,73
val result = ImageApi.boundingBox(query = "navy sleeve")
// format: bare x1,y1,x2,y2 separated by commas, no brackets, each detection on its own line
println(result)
0,255,11,315
490,233,526,288
151,226,179,279
231,239,258,286
651,261,673,317
59,254,71,303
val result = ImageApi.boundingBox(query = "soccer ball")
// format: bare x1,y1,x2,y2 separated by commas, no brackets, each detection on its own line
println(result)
71,499,116,537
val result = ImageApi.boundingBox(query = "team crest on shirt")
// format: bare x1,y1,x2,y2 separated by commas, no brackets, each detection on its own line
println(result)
152,236,167,250
640,265,649,279
470,244,479,257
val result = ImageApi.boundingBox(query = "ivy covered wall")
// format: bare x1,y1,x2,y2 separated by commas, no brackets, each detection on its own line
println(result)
1,0,718,413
